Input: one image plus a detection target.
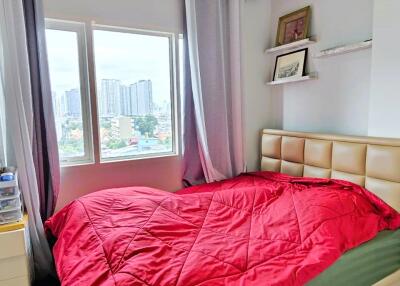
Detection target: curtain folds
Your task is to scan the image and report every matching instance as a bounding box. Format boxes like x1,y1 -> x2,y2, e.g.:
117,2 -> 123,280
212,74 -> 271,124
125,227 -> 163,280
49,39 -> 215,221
0,76 -> 5,167
183,0 -> 244,184
23,0 -> 60,220
0,0 -> 56,279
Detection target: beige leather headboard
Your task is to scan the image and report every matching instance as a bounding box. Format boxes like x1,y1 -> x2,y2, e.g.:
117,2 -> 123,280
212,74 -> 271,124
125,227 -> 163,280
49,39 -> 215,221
261,129 -> 400,212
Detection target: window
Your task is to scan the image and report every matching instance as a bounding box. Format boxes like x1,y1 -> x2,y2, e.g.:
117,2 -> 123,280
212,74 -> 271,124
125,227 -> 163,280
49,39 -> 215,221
46,21 -> 93,165
93,27 -> 176,161
45,20 -> 179,165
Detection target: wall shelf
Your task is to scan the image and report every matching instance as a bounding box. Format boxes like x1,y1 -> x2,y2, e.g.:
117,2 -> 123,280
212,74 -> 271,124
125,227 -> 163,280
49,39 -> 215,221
265,38 -> 316,54
266,73 -> 317,86
314,40 -> 372,58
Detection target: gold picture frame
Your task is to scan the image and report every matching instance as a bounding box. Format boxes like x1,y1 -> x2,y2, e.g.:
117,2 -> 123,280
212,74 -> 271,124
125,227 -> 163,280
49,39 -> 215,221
276,6 -> 311,46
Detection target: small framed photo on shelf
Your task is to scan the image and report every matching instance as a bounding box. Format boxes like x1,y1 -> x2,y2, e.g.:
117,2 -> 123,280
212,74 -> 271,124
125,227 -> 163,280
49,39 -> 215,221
273,48 -> 307,81
276,6 -> 311,46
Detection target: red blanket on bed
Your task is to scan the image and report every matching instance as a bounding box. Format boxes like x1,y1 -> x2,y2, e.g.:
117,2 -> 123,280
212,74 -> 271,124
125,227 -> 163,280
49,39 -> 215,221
45,172 -> 400,286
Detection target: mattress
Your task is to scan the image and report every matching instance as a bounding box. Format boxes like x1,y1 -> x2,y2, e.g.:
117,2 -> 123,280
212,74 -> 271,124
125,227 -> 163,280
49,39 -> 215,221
308,229 -> 400,286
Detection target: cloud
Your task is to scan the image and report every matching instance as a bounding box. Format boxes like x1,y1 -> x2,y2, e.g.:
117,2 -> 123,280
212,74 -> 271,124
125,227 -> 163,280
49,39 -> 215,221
46,28 -> 174,104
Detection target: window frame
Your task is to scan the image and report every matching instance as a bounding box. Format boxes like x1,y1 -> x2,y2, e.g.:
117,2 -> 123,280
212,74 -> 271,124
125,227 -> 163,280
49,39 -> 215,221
92,24 -> 179,163
45,20 -> 181,166
45,19 -> 94,166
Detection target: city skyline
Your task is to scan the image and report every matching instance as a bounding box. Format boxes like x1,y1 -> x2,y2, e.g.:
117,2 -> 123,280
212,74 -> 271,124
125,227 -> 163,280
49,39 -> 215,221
45,28 -> 172,106
100,79 -> 153,117
46,28 -> 174,160
52,78 -> 161,118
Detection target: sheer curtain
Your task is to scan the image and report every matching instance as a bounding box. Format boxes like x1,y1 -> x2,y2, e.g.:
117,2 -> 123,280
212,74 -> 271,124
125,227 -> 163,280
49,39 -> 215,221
0,77 -> 5,167
0,0 -> 54,278
183,0 -> 244,183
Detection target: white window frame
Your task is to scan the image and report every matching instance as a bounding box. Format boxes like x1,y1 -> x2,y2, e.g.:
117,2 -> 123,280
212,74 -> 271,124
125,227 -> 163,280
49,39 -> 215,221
91,24 -> 179,163
45,19 -> 94,166
45,20 -> 182,166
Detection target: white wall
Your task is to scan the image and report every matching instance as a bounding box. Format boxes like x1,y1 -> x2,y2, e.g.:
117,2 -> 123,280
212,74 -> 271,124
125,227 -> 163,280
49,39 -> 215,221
368,0 -> 400,138
268,0 -> 374,136
43,0 -> 184,210
241,0 -> 279,171
43,0 -> 184,34
240,0 -> 375,171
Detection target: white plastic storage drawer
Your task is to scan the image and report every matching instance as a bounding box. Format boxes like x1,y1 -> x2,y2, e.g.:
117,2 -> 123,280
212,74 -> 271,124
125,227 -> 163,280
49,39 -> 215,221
0,187 -> 19,199
0,197 -> 21,212
0,209 -> 22,225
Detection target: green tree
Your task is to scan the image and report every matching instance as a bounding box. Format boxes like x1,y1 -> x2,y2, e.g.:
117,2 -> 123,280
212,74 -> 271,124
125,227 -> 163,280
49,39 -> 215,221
107,139 -> 127,150
134,115 -> 158,137
101,120 -> 112,129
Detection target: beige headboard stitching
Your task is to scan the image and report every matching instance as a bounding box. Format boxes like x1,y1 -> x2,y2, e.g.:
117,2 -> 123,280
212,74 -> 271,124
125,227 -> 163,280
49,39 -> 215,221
261,129 -> 400,212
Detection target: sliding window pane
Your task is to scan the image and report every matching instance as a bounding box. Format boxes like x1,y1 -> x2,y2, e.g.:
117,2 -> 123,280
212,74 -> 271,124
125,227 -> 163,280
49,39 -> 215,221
93,29 -> 174,160
46,28 -> 86,161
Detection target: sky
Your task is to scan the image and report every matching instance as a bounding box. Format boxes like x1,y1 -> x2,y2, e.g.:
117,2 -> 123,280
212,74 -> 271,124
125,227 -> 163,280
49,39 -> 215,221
46,28 -> 173,105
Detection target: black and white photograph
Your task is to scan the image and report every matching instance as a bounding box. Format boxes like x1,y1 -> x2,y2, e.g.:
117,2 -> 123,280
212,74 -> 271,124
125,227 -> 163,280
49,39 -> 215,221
273,48 -> 308,81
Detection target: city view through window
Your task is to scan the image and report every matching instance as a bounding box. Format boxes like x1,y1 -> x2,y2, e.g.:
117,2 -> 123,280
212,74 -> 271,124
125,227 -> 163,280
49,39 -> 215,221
46,28 -> 86,160
97,78 -> 172,159
46,26 -> 175,162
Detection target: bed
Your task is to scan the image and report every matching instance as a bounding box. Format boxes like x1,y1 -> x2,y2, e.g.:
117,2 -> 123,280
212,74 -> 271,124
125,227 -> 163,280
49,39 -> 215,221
45,129 -> 400,286
259,129 -> 400,285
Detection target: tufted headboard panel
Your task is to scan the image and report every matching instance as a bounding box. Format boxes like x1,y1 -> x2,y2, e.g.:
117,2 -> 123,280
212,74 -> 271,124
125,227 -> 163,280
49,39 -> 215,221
261,129 -> 400,212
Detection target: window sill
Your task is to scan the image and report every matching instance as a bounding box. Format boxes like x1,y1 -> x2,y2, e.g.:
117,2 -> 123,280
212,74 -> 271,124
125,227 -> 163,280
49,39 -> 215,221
60,159 -> 95,168
61,152 -> 180,168
99,151 -> 180,165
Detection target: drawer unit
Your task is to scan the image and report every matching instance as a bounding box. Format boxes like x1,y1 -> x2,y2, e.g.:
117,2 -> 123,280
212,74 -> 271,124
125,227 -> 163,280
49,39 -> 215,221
0,228 -> 26,260
0,216 -> 30,286
0,197 -> 21,212
0,187 -> 19,199
0,255 -> 29,281
0,173 -> 22,225
0,276 -> 30,286
0,210 -> 23,225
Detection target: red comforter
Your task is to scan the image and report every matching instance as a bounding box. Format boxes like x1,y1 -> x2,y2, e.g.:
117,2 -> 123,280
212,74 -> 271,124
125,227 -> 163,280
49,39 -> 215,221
45,172 -> 400,286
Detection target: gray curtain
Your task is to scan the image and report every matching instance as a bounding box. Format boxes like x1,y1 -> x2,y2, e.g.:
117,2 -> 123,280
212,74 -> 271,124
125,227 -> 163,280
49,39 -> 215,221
0,79 -> 5,167
22,0 -> 60,220
183,0 -> 245,184
182,4 -> 205,186
0,0 -> 58,280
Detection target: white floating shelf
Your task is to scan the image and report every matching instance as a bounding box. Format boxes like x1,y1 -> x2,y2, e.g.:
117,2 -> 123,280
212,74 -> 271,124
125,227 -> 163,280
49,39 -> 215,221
265,38 -> 316,54
266,74 -> 317,86
314,40 -> 372,58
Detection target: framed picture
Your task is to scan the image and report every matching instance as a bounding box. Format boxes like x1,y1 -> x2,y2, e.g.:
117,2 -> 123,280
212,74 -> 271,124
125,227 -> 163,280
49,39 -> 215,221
273,48 -> 307,81
276,6 -> 311,46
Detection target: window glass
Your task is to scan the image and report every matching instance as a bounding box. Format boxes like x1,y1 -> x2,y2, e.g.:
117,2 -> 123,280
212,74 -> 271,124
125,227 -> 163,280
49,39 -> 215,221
93,29 -> 174,160
46,28 -> 87,161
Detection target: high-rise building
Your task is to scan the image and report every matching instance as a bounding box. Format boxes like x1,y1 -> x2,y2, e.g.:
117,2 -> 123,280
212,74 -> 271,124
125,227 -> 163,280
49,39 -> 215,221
136,80 -> 153,116
98,79 -> 153,117
100,79 -> 121,116
65,88 -> 81,117
52,91 -> 67,118
129,83 -> 138,116
52,91 -> 60,117
120,85 -> 131,116
111,117 -> 133,140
